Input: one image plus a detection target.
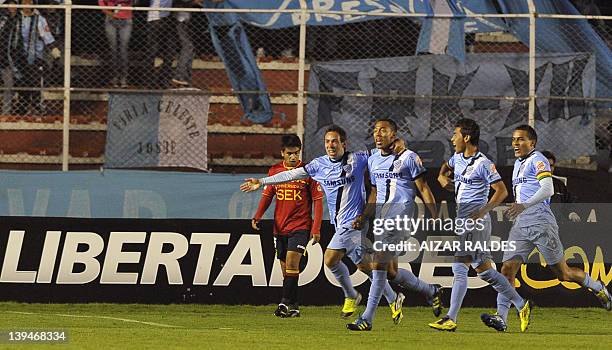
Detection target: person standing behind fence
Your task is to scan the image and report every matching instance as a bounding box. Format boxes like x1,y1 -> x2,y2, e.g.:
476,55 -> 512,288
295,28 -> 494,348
100,0 -> 132,88
0,0 -> 18,114
170,0 -> 201,87
14,0 -> 61,115
146,0 -> 174,88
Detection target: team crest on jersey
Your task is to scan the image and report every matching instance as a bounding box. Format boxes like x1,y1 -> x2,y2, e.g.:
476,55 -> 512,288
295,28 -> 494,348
316,183 -> 322,192
342,164 -> 353,174
536,161 -> 546,171
393,159 -> 402,170
490,163 -> 498,173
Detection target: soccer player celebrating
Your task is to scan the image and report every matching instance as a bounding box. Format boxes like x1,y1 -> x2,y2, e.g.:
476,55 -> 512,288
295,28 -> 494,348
241,126 -> 401,321
251,135 -> 324,318
347,118 -> 443,331
481,125 -> 612,332
429,118 -> 529,332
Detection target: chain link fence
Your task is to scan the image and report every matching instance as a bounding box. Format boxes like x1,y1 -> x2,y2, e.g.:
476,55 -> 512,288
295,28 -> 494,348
0,3 -> 610,172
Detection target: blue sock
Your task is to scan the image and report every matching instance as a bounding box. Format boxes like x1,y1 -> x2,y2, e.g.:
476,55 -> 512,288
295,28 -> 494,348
496,293 -> 511,323
479,269 -> 524,310
329,262 -> 357,299
581,273 -> 603,292
366,270 -> 396,304
392,268 -> 434,298
447,263 -> 469,322
362,269 -> 387,323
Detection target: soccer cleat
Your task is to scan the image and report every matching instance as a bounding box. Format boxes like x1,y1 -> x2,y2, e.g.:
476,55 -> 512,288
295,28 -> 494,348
518,299 -> 533,332
390,292 -> 405,325
274,303 -> 289,318
346,316 -> 372,331
427,284 -> 443,317
480,313 -> 507,332
341,292 -> 362,318
428,316 -> 457,332
286,307 -> 301,318
594,282 -> 612,311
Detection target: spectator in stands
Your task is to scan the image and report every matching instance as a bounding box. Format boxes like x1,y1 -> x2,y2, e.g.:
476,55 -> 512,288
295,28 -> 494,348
542,150 -> 581,222
146,0 -> 175,88
15,0 -> 61,115
171,0 -> 201,87
0,0 -> 18,114
99,0 -> 133,87
40,0 -> 64,86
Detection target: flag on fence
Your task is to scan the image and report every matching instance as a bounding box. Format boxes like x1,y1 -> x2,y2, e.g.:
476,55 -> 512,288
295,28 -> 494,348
104,92 -> 209,170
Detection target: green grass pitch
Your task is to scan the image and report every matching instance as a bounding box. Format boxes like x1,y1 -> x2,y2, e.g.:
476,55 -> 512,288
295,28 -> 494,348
0,303 -> 610,349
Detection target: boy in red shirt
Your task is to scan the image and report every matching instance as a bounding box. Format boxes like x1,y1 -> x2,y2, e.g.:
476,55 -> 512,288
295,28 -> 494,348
252,135 -> 324,317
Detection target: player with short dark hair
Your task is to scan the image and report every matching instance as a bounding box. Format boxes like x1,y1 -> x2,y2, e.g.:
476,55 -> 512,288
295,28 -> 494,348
481,125 -> 611,332
251,134 -> 324,317
429,118 -> 528,332
347,118 -> 443,331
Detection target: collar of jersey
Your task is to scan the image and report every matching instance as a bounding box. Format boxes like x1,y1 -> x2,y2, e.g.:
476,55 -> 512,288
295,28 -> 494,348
329,152 -> 349,163
282,161 -> 303,170
519,149 -> 536,162
461,150 -> 481,160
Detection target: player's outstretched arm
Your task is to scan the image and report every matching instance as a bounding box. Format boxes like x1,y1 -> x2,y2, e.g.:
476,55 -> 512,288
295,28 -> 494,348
240,178 -> 262,192
240,167 -> 310,192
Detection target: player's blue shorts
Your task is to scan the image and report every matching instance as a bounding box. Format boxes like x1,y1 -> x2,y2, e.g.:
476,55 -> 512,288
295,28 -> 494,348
502,222 -> 564,265
327,224 -> 364,265
455,214 -> 493,269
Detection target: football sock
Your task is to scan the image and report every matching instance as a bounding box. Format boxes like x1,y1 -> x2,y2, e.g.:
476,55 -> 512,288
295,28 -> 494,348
365,270 -> 397,304
581,273 -> 603,292
283,269 -> 299,306
496,293 -> 511,323
329,262 -> 358,299
447,262 -> 469,322
479,268 -> 524,310
392,268 -> 435,298
362,270 -> 387,323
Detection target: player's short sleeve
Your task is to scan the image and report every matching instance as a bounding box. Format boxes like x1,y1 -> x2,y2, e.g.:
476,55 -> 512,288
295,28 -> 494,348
448,153 -> 456,169
405,152 -> 427,180
309,179 -> 324,201
304,158 -> 319,177
532,154 -> 552,181
479,159 -> 502,185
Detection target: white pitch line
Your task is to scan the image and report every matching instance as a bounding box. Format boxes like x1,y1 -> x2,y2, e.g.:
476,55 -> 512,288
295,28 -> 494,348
7,311 -> 181,328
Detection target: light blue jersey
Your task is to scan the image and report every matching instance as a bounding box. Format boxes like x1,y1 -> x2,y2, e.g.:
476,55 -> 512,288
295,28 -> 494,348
368,149 -> 426,206
304,151 -> 369,227
448,152 -> 501,218
511,150 -> 555,227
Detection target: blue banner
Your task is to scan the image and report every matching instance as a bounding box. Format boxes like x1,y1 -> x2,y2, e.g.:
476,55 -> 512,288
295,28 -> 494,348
0,170 -> 267,219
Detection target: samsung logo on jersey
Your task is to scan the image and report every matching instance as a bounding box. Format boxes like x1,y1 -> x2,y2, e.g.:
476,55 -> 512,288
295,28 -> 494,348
513,177 -> 528,185
324,175 -> 356,187
454,175 -> 473,185
374,172 -> 404,179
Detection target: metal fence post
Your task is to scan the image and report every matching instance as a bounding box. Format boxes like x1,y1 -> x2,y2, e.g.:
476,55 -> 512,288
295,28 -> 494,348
296,0 -> 307,154
527,0 -> 536,128
62,0 -> 72,171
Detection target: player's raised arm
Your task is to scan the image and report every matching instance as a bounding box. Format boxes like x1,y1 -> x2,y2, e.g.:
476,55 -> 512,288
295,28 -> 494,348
240,167 -> 310,192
